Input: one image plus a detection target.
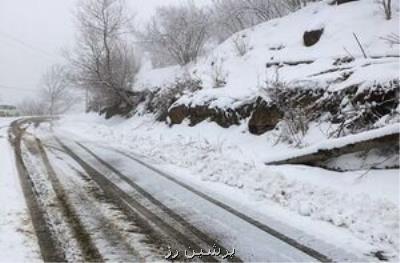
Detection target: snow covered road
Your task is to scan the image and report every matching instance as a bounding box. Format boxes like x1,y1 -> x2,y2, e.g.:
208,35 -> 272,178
4,116 -> 396,262
4,116 -> 360,262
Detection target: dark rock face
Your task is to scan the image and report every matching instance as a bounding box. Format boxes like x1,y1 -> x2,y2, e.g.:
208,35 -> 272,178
168,102 -> 254,128
169,97 -> 286,135
303,28 -> 324,47
248,98 -> 283,135
168,104 -> 189,124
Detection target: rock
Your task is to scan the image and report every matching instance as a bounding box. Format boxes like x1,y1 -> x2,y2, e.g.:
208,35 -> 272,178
169,96 -> 296,135
168,100 -> 254,128
168,104 -> 189,124
329,0 -> 359,5
248,98 -> 283,135
303,28 -> 324,47
187,105 -> 240,128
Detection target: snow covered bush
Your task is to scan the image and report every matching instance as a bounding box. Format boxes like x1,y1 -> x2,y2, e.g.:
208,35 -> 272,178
262,71 -> 318,146
312,80 -> 400,138
210,57 -> 228,88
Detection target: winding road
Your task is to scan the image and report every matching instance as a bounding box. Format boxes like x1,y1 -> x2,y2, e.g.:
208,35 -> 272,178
8,117 -> 346,262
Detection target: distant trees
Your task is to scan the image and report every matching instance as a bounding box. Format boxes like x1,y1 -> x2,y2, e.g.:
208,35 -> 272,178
18,99 -> 47,116
18,65 -> 75,116
67,0 -> 140,113
138,2 -> 211,67
207,0 -> 320,43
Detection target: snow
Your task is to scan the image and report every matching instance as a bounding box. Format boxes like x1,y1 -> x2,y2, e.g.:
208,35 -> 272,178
54,113 -> 400,261
0,118 -> 41,262
135,0 -> 400,108
136,65 -> 183,92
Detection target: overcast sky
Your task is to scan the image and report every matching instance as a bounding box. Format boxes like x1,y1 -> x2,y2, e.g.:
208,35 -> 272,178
0,0 -> 203,104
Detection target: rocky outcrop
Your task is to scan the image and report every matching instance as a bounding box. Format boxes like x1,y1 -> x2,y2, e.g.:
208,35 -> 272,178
167,79 -> 399,136
168,102 -> 254,128
169,96 -> 286,135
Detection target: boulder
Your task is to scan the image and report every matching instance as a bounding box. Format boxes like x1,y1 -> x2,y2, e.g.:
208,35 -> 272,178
303,28 -> 324,47
168,104 -> 189,124
248,98 -> 283,135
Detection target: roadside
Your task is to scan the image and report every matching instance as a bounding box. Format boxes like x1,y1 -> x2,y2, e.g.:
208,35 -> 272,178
51,114 -> 399,261
0,118 -> 41,262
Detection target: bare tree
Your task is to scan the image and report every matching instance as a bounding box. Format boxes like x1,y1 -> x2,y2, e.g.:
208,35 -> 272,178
138,2 -> 211,66
67,0 -> 140,113
40,65 -> 75,115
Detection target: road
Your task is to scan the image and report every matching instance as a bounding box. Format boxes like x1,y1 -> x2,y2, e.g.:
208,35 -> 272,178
8,117 -> 334,262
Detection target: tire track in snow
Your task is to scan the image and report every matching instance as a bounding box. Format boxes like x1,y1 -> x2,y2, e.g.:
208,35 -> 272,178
88,142 -> 333,263
55,136 -> 236,262
9,118 -> 66,262
34,137 -> 103,262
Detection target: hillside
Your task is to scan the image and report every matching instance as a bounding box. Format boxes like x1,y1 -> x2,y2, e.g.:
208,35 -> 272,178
136,0 -> 399,139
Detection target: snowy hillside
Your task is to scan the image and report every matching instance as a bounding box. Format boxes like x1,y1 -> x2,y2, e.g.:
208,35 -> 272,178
137,0 -> 399,105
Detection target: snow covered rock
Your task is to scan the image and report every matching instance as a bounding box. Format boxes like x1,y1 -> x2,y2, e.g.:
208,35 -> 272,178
248,98 -> 282,135
303,28 -> 324,47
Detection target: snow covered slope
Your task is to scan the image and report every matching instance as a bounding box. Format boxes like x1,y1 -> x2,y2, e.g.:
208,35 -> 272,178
136,0 -> 399,107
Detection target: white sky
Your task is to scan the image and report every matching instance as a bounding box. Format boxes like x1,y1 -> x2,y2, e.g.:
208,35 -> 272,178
0,0 -> 207,104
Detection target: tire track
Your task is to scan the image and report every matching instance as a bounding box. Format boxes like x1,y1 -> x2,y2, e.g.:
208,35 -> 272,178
56,137 -> 230,262
9,118 -> 66,262
45,150 -> 154,262
86,142 -> 332,263
34,137 -> 103,262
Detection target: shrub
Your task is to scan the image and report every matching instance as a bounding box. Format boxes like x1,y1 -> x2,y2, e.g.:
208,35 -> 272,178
262,71 -> 313,147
